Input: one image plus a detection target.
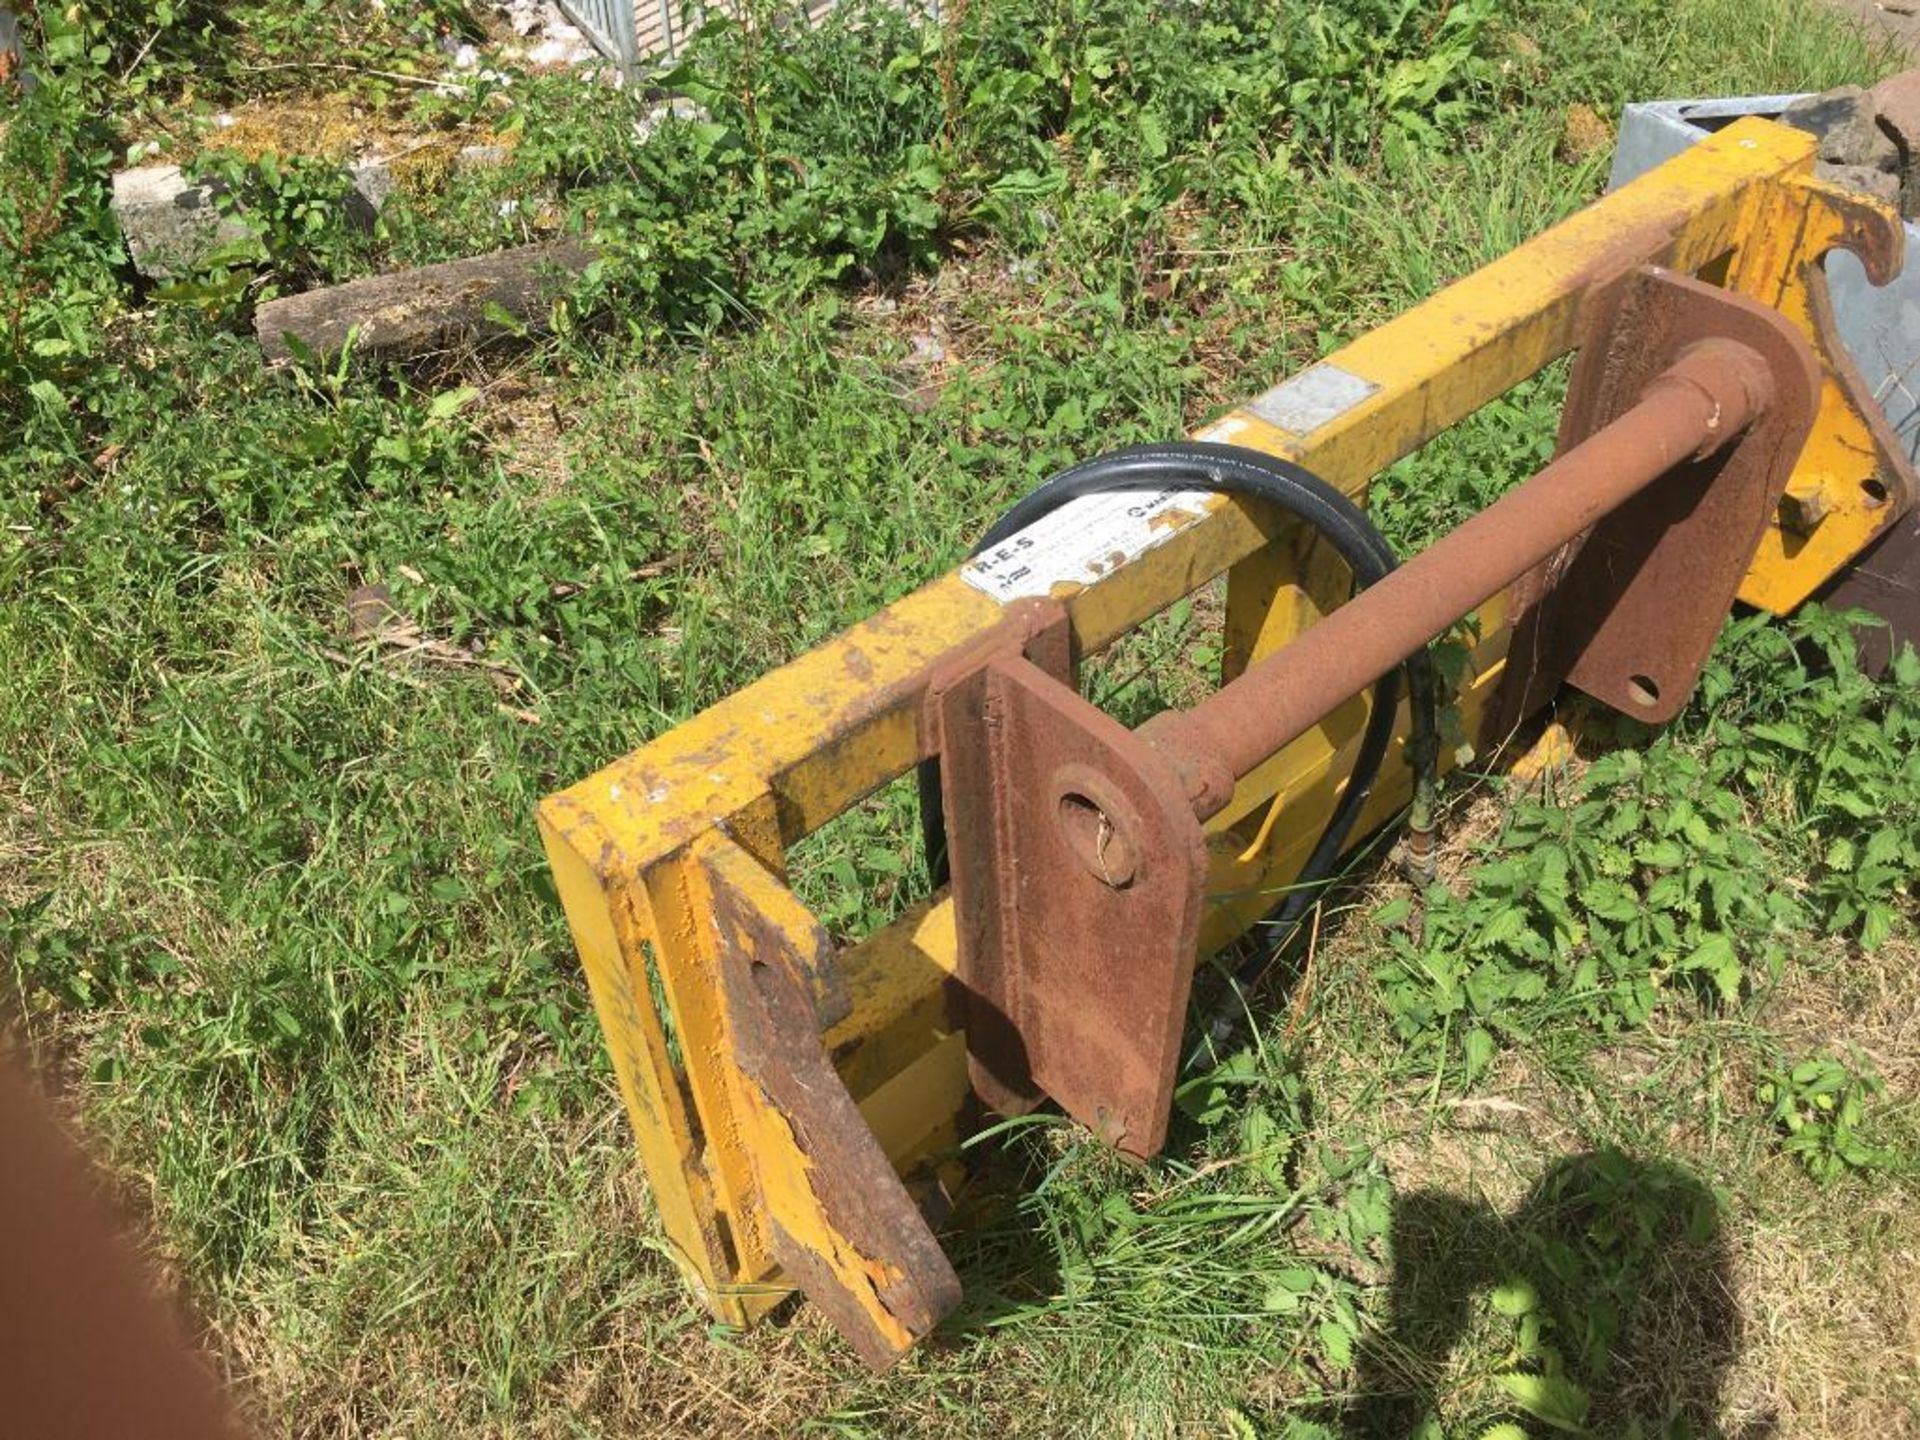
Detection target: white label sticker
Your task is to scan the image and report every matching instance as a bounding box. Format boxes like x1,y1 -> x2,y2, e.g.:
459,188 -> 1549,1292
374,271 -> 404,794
1248,363 -> 1379,435
959,487 -> 1215,603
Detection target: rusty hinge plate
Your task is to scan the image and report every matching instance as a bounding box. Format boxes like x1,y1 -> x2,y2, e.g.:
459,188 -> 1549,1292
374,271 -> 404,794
936,654 -> 1208,1160
1494,268 -> 1820,735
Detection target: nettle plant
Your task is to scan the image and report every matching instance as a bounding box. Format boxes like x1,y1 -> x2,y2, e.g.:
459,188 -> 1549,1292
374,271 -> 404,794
1373,735 -> 1800,1079
187,148 -> 368,295
561,0 -> 1507,334
1731,613 -> 1920,952
1373,607 -> 1915,1080
1757,1050 -> 1897,1185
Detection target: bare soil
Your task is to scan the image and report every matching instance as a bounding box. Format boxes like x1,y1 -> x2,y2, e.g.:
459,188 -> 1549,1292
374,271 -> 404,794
1826,0 -> 1920,56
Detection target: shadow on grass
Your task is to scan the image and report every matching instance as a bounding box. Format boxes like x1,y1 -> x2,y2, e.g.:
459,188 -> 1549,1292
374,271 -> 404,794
1343,1149 -> 1770,1439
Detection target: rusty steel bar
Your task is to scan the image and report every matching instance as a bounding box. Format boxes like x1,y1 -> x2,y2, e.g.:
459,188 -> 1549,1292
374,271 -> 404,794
1138,338 -> 1777,819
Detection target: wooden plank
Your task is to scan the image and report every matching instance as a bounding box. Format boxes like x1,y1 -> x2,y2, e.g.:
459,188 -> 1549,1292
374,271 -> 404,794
254,238 -> 596,365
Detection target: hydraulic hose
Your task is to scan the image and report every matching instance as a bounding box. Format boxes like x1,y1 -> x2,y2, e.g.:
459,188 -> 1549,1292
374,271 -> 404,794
918,441 -> 1440,1046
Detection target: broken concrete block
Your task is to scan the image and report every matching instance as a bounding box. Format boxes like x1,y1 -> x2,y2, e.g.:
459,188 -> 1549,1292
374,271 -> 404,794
121,151 -> 410,271
1782,85 -> 1899,172
345,155 -> 395,228
1872,69 -> 1920,151
1871,69 -> 1920,216
1815,159 -> 1901,205
111,165 -> 254,279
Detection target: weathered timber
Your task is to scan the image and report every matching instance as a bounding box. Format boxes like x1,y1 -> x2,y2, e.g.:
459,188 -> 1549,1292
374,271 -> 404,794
254,238 -> 596,364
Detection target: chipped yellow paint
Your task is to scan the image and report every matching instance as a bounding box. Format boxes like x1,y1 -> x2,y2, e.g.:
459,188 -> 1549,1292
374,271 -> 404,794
693,834 -> 936,1358
1510,721 -> 1580,786
536,116 -> 1915,1352
1723,170 -> 1912,611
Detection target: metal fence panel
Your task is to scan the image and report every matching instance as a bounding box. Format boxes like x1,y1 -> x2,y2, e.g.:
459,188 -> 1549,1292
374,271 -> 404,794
556,0 -> 638,74
563,0 -> 943,77
634,0 -> 680,66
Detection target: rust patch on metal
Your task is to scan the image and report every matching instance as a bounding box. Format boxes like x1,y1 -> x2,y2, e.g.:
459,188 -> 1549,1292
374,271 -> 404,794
842,647 -> 876,684
1145,504 -> 1205,535
918,598 -> 1072,759
1793,171 -> 1903,286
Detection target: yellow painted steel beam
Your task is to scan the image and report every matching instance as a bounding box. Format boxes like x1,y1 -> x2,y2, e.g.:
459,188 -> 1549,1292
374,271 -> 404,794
1725,170 -> 1913,610
536,117 -> 1912,1350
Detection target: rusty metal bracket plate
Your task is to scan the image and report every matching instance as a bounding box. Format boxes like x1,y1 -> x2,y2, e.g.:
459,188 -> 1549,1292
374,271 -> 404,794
1496,268 -> 1820,732
936,655 -> 1208,1159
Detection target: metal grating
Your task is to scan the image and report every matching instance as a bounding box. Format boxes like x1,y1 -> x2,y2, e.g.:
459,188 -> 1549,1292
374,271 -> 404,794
556,0 -> 639,74
633,0 -> 682,67
563,0 -> 941,78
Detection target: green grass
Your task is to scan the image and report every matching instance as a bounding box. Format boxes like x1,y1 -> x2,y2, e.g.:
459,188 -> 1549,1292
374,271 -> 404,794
3,0 -> 1918,1434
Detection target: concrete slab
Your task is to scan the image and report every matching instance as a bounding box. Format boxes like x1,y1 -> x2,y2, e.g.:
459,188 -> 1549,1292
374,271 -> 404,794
110,165 -> 253,279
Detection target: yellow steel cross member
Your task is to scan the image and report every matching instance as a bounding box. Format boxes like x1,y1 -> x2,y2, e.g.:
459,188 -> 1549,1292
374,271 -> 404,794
536,119 -> 1913,1364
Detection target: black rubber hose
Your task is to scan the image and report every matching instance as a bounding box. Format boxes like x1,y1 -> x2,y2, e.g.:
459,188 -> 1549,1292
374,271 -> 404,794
918,442 -> 1440,1032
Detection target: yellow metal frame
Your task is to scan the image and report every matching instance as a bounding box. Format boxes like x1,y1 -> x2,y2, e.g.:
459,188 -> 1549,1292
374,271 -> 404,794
537,120 -> 1911,1350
